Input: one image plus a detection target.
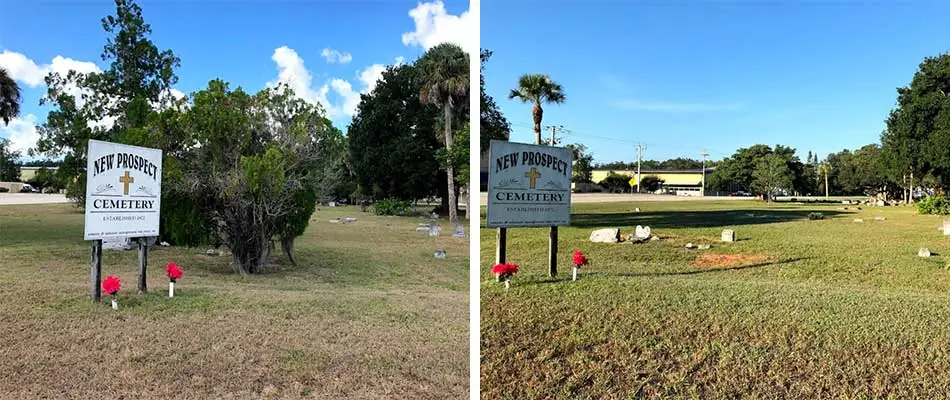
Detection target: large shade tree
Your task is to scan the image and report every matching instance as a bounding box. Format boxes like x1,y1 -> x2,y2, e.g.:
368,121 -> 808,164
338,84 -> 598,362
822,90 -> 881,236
35,0 -> 179,207
0,67 -> 20,125
417,43 -> 469,224
149,80 -> 340,274
882,53 -> 950,197
348,64 -> 441,202
508,74 -> 565,145
752,154 -> 794,201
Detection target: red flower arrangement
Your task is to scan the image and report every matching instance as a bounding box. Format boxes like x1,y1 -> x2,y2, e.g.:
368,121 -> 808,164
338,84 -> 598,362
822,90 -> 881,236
166,262 -> 183,282
102,275 -> 121,295
491,263 -> 519,283
573,251 -> 589,268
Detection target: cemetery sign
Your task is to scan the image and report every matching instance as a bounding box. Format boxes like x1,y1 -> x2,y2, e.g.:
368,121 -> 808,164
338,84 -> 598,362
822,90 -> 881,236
84,140 -> 163,240
487,140 -> 572,228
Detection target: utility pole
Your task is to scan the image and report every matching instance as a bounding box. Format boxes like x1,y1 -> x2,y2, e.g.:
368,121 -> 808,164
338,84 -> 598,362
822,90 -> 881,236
635,143 -> 645,193
701,148 -> 709,197
544,125 -> 565,146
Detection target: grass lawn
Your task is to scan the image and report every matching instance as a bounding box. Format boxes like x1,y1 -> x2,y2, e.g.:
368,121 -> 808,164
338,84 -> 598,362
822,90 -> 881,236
0,203 -> 468,399
480,200 -> 950,399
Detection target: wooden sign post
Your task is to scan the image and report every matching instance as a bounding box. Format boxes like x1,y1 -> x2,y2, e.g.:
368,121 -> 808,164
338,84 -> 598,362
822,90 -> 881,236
137,237 -> 149,293
89,240 -> 102,302
487,140 -> 572,277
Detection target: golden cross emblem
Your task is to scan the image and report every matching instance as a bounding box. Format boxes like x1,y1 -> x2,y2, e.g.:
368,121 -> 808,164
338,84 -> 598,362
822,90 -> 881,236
524,167 -> 542,189
118,171 -> 135,195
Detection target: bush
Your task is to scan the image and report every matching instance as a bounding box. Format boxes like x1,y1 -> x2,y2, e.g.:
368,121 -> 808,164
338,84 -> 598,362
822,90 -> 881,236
917,196 -> 950,215
808,212 -> 824,220
0,187 -> 8,193
373,198 -> 412,216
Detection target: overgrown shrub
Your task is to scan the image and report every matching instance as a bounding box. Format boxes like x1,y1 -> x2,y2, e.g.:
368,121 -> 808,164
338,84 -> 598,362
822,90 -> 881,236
373,198 -> 412,216
808,212 -> 824,220
917,196 -> 950,215
0,187 -> 8,193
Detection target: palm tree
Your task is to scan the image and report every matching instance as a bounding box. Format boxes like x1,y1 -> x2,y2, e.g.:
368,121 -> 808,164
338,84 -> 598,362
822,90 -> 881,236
0,67 -> 21,125
508,74 -> 566,145
418,43 -> 469,224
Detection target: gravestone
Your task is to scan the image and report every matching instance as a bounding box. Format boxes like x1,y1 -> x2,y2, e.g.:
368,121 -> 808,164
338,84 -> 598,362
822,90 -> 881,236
590,228 -> 620,243
634,208 -> 641,213
415,226 -> 429,233
635,225 -> 651,239
721,229 -> 735,242
876,200 -> 885,206
452,225 -> 466,238
685,243 -> 697,249
919,248 -> 932,257
328,201 -> 336,207
854,218 -> 864,223
697,244 -> 711,250
873,216 -> 886,221
431,212 -> 439,219
433,249 -> 447,259
429,223 -> 441,237
944,219 -> 950,236
328,218 -> 341,223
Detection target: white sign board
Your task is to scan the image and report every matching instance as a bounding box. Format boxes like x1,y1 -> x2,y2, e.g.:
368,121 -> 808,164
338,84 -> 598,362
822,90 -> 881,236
84,140 -> 163,240
486,140 -> 572,228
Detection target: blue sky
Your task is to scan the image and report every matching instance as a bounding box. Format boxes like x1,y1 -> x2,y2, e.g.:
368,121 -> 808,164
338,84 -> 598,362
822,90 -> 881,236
482,1 -> 950,165
0,0 -> 472,157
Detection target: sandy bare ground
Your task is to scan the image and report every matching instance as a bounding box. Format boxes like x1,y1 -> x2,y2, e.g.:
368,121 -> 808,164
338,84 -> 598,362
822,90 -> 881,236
0,193 -> 71,205
479,192 -> 751,205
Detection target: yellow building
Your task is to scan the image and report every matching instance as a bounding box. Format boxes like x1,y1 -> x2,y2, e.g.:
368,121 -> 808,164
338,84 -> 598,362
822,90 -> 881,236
19,166 -> 58,181
587,168 -> 714,195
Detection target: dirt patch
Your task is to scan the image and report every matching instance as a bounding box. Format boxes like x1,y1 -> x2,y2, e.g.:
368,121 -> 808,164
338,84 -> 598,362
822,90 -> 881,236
691,253 -> 771,269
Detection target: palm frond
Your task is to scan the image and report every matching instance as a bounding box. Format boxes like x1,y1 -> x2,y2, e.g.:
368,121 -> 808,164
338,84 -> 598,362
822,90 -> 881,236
0,67 -> 22,125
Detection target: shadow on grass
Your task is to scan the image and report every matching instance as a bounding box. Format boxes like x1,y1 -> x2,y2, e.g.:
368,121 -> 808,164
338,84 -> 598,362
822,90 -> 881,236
515,258 -> 808,287
571,210 -> 848,229
601,257 -> 808,278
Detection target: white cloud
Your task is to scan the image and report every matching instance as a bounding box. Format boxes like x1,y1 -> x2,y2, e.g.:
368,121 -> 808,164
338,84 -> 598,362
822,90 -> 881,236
0,50 -> 100,89
320,48 -> 353,64
357,57 -> 406,94
0,51 -> 46,87
0,114 -> 39,155
612,100 -> 744,113
401,1 -> 474,54
269,46 -> 337,116
330,79 -> 361,117
269,47 -> 408,119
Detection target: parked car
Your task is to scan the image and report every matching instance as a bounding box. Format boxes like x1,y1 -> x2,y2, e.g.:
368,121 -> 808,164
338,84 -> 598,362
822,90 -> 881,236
19,184 -> 37,193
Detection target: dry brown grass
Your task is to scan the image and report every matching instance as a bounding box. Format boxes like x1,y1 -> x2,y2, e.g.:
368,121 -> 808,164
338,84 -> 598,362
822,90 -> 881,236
0,203 -> 468,399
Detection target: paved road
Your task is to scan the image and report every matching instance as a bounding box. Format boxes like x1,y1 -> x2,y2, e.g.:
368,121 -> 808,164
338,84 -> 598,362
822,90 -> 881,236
0,193 -> 71,205
479,192 -> 752,205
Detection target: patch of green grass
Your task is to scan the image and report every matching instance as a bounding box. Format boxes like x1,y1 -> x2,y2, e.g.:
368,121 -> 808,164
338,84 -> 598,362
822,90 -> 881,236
0,203 -> 467,399
481,200 -> 950,399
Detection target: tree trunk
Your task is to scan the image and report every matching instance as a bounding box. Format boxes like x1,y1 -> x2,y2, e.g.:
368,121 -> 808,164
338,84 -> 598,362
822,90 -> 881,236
532,102 -> 544,145
910,170 -> 915,204
824,171 -> 829,199
281,236 -> 296,266
444,103 -> 458,224
465,183 -> 471,220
